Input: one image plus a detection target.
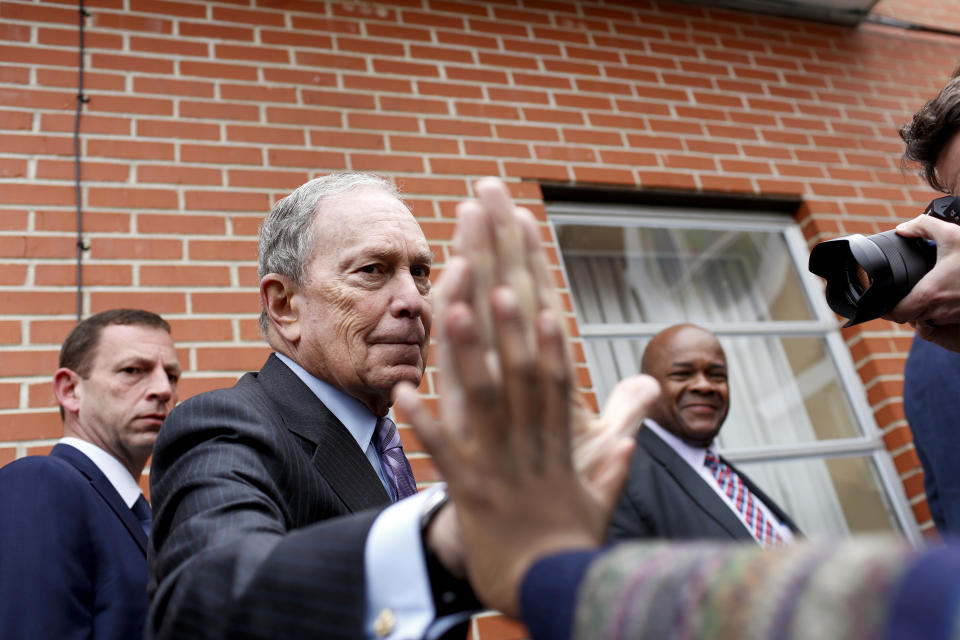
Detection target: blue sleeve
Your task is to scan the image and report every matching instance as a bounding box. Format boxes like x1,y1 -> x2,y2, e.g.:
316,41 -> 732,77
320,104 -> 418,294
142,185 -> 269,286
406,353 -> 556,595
885,545 -> 960,640
0,457 -> 94,640
520,549 -> 602,640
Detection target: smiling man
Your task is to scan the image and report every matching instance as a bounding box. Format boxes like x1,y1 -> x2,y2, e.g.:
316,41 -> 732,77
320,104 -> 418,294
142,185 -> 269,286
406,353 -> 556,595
0,308 -> 180,640
608,323 -> 799,546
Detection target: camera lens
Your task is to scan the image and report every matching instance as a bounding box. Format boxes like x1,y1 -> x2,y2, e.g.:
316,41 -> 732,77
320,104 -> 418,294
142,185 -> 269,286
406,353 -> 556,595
810,196 -> 960,326
809,230 -> 936,326
853,263 -> 871,294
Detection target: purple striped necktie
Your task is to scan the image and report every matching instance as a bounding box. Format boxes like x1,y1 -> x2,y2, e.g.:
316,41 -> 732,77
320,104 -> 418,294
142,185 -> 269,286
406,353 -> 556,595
704,452 -> 783,548
373,416 -> 417,501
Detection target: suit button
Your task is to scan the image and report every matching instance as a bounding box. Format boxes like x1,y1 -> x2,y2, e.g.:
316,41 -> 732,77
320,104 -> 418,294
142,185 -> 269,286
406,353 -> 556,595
373,608 -> 396,637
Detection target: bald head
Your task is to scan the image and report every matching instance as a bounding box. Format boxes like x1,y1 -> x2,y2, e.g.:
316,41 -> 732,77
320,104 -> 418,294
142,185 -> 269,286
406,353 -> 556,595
642,324 -> 729,447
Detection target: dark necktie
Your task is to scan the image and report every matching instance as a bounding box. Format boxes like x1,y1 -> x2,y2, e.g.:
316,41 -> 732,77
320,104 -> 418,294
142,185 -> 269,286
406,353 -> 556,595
704,452 -> 783,548
131,494 -> 152,536
373,416 -> 418,501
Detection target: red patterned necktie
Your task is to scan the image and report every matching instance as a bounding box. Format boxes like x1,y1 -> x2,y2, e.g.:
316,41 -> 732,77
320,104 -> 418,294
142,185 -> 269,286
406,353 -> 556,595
704,452 -> 783,548
373,416 -> 418,501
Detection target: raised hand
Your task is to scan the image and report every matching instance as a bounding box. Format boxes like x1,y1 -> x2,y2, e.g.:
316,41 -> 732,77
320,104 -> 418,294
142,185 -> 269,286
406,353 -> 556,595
396,177 -> 659,616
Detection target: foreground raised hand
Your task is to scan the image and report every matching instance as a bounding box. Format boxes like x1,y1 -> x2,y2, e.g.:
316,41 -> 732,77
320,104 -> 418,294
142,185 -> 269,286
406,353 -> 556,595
396,177 -> 659,616
444,178 -> 657,501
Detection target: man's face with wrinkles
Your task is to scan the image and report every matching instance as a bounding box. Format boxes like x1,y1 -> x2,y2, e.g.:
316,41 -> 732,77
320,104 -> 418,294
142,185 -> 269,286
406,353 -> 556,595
294,188 -> 433,415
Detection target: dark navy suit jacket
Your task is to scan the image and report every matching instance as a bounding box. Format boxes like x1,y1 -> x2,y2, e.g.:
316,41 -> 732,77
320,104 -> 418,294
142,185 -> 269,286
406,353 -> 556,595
609,424 -> 799,542
0,443 -> 149,640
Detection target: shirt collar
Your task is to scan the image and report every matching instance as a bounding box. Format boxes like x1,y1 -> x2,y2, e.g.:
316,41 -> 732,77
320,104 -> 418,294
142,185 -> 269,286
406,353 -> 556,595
644,418 -> 719,469
59,437 -> 143,508
274,352 -> 378,452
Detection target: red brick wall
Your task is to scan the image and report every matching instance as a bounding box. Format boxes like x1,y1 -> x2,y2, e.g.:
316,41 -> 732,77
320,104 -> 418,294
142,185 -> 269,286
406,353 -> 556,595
2,0 -> 958,634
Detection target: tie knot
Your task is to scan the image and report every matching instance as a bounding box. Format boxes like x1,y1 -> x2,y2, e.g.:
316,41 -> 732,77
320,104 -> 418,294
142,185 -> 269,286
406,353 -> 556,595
704,452 -> 721,470
374,416 -> 401,454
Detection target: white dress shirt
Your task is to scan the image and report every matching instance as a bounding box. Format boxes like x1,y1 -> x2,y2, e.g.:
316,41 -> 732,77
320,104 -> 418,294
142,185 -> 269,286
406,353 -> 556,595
645,420 -> 795,545
59,436 -> 145,509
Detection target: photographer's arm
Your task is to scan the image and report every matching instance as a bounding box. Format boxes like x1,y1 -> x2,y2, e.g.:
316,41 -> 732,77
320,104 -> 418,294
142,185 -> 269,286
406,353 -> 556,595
888,214 -> 960,352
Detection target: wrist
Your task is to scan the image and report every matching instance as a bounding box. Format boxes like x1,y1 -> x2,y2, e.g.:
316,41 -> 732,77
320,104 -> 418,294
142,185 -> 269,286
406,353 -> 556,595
421,488 -> 481,616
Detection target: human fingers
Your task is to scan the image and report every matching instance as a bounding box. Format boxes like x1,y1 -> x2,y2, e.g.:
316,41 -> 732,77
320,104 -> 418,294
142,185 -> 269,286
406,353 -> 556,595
432,255 -> 472,333
474,178 -> 538,329
599,375 -> 660,440
393,382 -> 456,481
490,286 -> 539,460
895,213 -> 955,243
516,206 -> 566,324
574,375 -> 660,475
432,257 -> 477,424
585,437 -> 636,518
454,199 -> 497,344
445,298 -> 507,449
536,309 -> 574,474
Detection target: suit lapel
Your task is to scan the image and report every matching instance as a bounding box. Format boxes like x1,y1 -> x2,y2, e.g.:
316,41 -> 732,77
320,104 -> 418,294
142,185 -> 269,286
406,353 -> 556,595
639,426 -> 755,541
51,443 -> 148,553
256,354 -> 391,512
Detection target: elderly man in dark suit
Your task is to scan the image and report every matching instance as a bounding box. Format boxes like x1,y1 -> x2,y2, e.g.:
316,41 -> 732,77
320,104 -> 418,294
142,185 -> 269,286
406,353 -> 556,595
608,324 -> 799,545
0,308 -> 181,640
147,172 -> 478,640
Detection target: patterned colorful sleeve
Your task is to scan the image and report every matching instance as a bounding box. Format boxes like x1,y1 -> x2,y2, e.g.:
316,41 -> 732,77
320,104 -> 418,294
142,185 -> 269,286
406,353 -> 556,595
572,538 -> 960,640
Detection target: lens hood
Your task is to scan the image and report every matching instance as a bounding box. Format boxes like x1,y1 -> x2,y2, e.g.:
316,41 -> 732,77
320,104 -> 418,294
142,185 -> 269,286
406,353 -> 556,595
809,230 -> 935,327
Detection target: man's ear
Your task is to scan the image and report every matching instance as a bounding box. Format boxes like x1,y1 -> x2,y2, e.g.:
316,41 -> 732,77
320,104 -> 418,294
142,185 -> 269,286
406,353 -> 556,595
53,368 -> 81,416
260,273 -> 301,344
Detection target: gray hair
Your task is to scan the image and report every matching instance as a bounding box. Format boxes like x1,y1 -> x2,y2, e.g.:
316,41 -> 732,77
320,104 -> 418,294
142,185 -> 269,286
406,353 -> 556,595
257,172 -> 402,336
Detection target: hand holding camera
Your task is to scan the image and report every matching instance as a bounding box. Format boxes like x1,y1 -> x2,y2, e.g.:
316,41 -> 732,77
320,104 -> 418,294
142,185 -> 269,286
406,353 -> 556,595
886,210 -> 960,351
809,196 -> 960,351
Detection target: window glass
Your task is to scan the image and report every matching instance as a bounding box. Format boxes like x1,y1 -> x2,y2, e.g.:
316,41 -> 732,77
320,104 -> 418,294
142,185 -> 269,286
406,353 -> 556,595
557,224 -> 816,324
551,208 -> 916,539
734,455 -> 898,537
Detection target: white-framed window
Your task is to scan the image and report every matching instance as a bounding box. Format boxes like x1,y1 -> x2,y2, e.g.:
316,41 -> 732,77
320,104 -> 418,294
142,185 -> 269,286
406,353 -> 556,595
550,202 -> 919,542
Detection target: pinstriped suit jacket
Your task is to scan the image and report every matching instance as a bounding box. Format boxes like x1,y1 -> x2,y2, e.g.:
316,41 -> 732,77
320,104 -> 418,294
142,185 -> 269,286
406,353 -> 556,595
147,354 -> 393,639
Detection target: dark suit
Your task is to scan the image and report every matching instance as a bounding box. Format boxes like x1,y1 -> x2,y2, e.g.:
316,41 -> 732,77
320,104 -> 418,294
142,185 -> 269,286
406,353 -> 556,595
0,443 -> 149,640
147,354 -> 396,639
609,423 -> 799,542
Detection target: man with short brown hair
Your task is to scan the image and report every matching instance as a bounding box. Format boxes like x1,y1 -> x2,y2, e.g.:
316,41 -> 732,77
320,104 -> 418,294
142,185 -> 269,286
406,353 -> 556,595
0,308 -> 180,640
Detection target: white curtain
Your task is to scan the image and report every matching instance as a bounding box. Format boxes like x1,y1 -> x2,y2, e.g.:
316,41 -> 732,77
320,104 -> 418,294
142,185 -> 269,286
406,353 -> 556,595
565,225 -> 849,537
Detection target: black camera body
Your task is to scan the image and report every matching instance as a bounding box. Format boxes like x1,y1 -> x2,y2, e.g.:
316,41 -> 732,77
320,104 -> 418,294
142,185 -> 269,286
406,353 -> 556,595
808,195 -> 960,327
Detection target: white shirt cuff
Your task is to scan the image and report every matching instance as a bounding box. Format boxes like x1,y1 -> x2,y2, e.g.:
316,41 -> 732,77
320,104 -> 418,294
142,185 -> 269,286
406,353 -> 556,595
364,485 -> 443,639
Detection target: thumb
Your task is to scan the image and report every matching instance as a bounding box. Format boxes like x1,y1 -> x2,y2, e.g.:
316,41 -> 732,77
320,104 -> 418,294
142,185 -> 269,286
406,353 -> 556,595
574,375 -> 660,475
599,374 -> 661,438
587,437 -> 636,517
896,213 -> 944,241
